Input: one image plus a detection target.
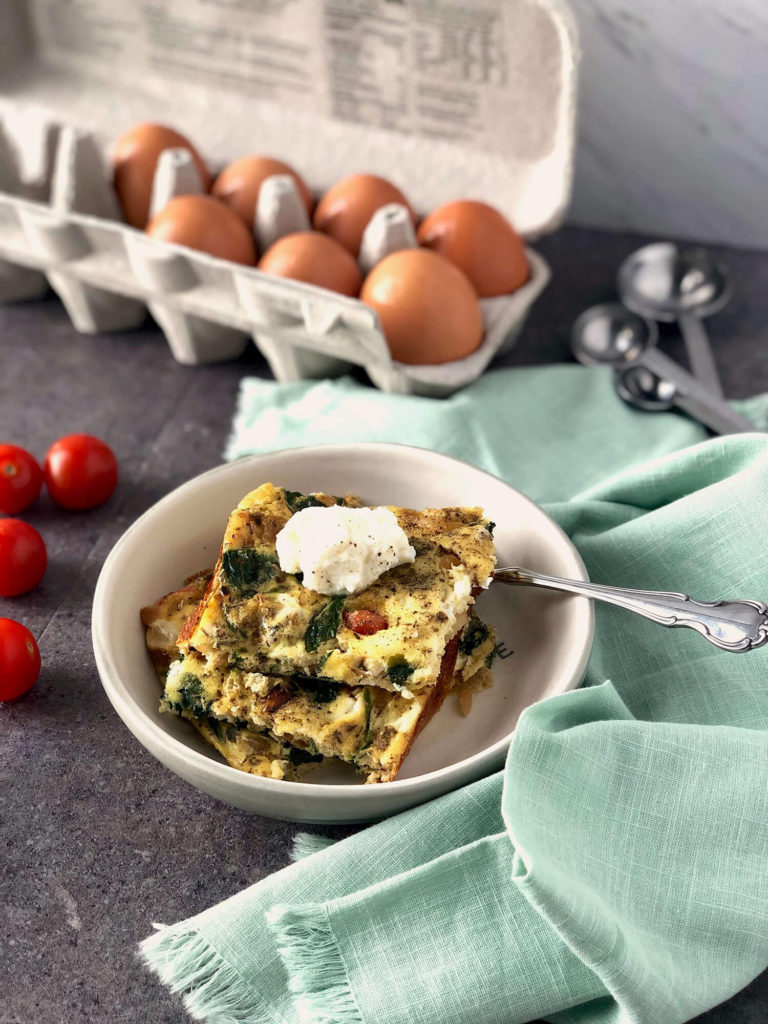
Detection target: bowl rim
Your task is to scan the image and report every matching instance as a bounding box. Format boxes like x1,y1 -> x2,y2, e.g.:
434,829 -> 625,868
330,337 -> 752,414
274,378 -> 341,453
92,442 -> 594,803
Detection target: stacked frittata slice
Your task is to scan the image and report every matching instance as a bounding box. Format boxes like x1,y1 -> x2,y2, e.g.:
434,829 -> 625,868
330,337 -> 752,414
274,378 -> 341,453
141,483 -> 497,783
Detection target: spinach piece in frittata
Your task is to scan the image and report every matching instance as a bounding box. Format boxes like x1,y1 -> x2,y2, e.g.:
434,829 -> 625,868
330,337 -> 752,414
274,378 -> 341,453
293,677 -> 340,703
201,714 -> 250,744
205,715 -> 223,739
387,661 -> 415,687
284,489 -> 326,514
288,746 -> 324,767
222,548 -> 278,593
229,650 -> 251,670
225,721 -> 249,743
458,618 -> 489,656
304,596 -> 345,652
169,674 -> 212,717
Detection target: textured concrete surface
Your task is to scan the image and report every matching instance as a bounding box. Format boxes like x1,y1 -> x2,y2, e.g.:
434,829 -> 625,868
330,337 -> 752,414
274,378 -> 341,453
1,226 -> 767,1023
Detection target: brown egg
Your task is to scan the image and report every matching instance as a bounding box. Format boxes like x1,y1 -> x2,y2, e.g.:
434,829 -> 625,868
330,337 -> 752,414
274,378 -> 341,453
112,123 -> 211,229
313,174 -> 415,257
212,155 -> 314,226
360,249 -> 483,365
146,195 -> 257,265
258,232 -> 362,296
417,200 -> 529,297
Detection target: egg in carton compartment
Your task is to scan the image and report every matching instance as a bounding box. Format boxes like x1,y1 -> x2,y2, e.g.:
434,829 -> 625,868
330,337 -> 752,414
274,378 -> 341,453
0,0 -> 577,396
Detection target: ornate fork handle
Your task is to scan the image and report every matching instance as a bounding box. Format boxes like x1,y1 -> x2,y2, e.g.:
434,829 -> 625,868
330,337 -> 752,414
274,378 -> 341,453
493,567 -> 768,653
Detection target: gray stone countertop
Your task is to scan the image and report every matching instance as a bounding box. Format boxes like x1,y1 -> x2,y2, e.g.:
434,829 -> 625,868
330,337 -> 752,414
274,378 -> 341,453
1,226 -> 767,1023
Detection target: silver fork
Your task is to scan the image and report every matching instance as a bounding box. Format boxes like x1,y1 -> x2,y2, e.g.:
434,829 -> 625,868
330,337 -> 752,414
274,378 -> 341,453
493,568 -> 768,653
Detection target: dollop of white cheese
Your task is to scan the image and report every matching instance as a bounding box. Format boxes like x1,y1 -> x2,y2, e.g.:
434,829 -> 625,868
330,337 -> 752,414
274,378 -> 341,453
276,505 -> 416,595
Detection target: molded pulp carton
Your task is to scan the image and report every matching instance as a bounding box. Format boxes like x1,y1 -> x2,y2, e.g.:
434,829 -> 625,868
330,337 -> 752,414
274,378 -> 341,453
0,0 -> 578,396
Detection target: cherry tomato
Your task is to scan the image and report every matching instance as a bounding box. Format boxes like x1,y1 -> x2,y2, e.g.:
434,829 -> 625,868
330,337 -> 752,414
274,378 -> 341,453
342,609 -> 389,635
44,434 -> 118,510
0,519 -> 47,597
0,619 -> 41,700
0,444 -> 43,514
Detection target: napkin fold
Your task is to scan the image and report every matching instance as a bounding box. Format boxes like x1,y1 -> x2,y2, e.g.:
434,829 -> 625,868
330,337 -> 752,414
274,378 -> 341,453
143,367 -> 768,1024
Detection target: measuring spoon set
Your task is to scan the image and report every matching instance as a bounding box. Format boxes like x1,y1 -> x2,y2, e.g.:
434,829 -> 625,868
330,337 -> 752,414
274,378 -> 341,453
570,242 -> 754,435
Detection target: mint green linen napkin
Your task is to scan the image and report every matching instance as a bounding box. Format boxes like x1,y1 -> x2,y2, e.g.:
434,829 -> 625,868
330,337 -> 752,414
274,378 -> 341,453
142,367 -> 768,1024
224,366 -> 768,502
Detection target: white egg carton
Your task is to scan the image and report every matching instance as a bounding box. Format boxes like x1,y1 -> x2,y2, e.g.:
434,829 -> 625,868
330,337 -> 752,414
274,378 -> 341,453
0,0 -> 577,396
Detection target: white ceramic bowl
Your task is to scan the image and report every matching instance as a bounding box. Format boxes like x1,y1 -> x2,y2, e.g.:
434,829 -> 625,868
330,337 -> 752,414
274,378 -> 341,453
92,444 -> 593,823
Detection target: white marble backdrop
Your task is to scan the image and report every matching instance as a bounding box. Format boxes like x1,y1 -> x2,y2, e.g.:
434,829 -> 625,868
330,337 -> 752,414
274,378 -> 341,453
565,0 -> 768,248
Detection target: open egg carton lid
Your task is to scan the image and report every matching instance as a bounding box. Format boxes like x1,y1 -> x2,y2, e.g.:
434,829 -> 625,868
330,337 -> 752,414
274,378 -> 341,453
0,0 -> 578,396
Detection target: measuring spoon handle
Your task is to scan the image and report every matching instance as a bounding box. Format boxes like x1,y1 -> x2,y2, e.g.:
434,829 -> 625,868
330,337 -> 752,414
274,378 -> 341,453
678,311 -> 723,398
674,393 -> 753,435
641,348 -> 755,433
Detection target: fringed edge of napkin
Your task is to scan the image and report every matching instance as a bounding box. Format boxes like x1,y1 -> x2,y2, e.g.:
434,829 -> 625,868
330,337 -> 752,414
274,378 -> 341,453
290,832 -> 337,862
267,904 -> 364,1024
139,922 -> 278,1024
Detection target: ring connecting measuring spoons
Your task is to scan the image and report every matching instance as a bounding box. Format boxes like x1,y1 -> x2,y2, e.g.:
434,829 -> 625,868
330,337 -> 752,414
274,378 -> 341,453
571,303 -> 753,434
618,243 -> 731,397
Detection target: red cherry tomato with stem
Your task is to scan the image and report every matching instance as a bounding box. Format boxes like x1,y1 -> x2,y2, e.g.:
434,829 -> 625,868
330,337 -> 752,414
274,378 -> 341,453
0,519 -> 47,597
44,435 -> 118,510
0,444 -> 43,514
0,618 -> 41,700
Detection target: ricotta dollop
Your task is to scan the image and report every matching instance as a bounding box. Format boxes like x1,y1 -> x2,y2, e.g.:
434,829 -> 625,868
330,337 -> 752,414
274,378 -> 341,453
276,505 -> 416,595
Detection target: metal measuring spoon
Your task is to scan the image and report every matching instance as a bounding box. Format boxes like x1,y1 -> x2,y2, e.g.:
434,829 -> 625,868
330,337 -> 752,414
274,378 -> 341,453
614,365 -> 747,435
571,303 -> 753,434
618,242 -> 731,397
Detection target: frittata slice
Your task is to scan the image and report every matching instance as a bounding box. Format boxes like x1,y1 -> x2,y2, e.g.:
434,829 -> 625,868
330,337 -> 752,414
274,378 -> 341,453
178,483 -> 496,696
140,572 -> 321,781
142,578 -> 497,783
164,612 -> 496,784
141,569 -> 212,680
